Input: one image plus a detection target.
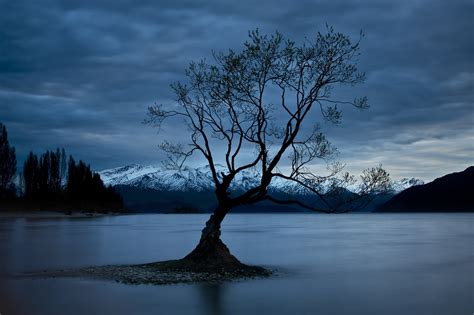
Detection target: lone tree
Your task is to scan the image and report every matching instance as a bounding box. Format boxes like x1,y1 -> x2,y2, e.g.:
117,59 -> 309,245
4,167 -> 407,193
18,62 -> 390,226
0,123 -> 17,198
146,28 -> 391,272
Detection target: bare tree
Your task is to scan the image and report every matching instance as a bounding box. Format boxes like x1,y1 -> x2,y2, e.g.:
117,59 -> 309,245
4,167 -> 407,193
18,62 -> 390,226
146,28 -> 391,270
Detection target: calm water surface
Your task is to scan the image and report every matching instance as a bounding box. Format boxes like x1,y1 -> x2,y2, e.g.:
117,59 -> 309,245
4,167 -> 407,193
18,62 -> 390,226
0,213 -> 473,315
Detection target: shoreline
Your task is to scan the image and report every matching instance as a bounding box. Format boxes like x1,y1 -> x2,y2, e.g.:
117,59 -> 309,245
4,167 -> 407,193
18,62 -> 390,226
0,210 -> 124,219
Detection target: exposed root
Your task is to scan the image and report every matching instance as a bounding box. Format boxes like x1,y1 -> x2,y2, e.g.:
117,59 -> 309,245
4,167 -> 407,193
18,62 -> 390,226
155,236 -> 253,273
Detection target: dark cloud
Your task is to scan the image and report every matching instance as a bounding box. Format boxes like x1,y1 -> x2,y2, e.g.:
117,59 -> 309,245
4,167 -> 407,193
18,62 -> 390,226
0,0 -> 472,181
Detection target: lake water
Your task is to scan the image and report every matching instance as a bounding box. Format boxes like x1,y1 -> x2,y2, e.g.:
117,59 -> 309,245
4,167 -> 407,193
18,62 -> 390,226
0,213 -> 473,315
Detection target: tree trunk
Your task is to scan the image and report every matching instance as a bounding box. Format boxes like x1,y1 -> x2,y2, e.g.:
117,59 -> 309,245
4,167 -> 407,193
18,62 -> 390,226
150,204 -> 270,275
198,206 -> 226,243
181,205 -> 245,271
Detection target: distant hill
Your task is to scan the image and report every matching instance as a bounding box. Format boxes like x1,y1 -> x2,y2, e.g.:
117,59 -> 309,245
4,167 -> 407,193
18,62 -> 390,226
115,185 -> 321,213
377,166 -> 474,212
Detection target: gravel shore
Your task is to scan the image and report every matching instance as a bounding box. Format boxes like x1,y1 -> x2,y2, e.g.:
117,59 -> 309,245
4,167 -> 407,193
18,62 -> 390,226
24,262 -> 273,285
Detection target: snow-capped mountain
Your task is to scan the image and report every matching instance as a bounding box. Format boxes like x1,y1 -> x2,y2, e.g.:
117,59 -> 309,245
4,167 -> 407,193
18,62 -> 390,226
99,164 -> 422,194
392,177 -> 424,192
99,164 -> 299,193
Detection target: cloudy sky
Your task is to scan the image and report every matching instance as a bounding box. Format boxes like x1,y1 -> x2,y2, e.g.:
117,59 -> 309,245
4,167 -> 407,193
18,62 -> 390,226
1,0 -> 472,181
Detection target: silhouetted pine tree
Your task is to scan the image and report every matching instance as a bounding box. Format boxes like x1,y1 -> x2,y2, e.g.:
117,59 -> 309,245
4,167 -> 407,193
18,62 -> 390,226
66,156 -> 122,205
48,149 -> 63,194
38,151 -> 50,198
22,150 -> 122,210
0,123 -> 17,198
23,151 -> 39,198
23,149 -> 68,200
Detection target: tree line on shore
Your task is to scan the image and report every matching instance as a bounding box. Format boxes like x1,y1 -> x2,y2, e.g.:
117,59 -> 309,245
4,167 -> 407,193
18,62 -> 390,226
0,122 -> 123,211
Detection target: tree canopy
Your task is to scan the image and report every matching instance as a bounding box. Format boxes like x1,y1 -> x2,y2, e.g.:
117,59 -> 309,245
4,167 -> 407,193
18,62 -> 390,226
146,27 -> 391,214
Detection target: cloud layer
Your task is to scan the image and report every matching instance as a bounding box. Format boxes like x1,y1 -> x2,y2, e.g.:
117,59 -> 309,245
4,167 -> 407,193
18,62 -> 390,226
1,0 -> 473,181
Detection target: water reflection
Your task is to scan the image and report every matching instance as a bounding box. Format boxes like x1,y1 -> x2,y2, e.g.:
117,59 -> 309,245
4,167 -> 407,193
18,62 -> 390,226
200,283 -> 225,315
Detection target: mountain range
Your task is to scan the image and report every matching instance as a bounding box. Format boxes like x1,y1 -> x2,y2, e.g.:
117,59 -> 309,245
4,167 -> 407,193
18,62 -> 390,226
99,164 -> 423,193
98,164 -> 424,213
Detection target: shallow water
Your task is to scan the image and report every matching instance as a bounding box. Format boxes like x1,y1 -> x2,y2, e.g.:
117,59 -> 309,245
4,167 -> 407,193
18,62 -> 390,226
0,213 -> 473,315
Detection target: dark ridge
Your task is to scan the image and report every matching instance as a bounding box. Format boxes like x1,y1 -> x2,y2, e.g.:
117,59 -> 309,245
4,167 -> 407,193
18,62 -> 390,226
377,166 -> 474,212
